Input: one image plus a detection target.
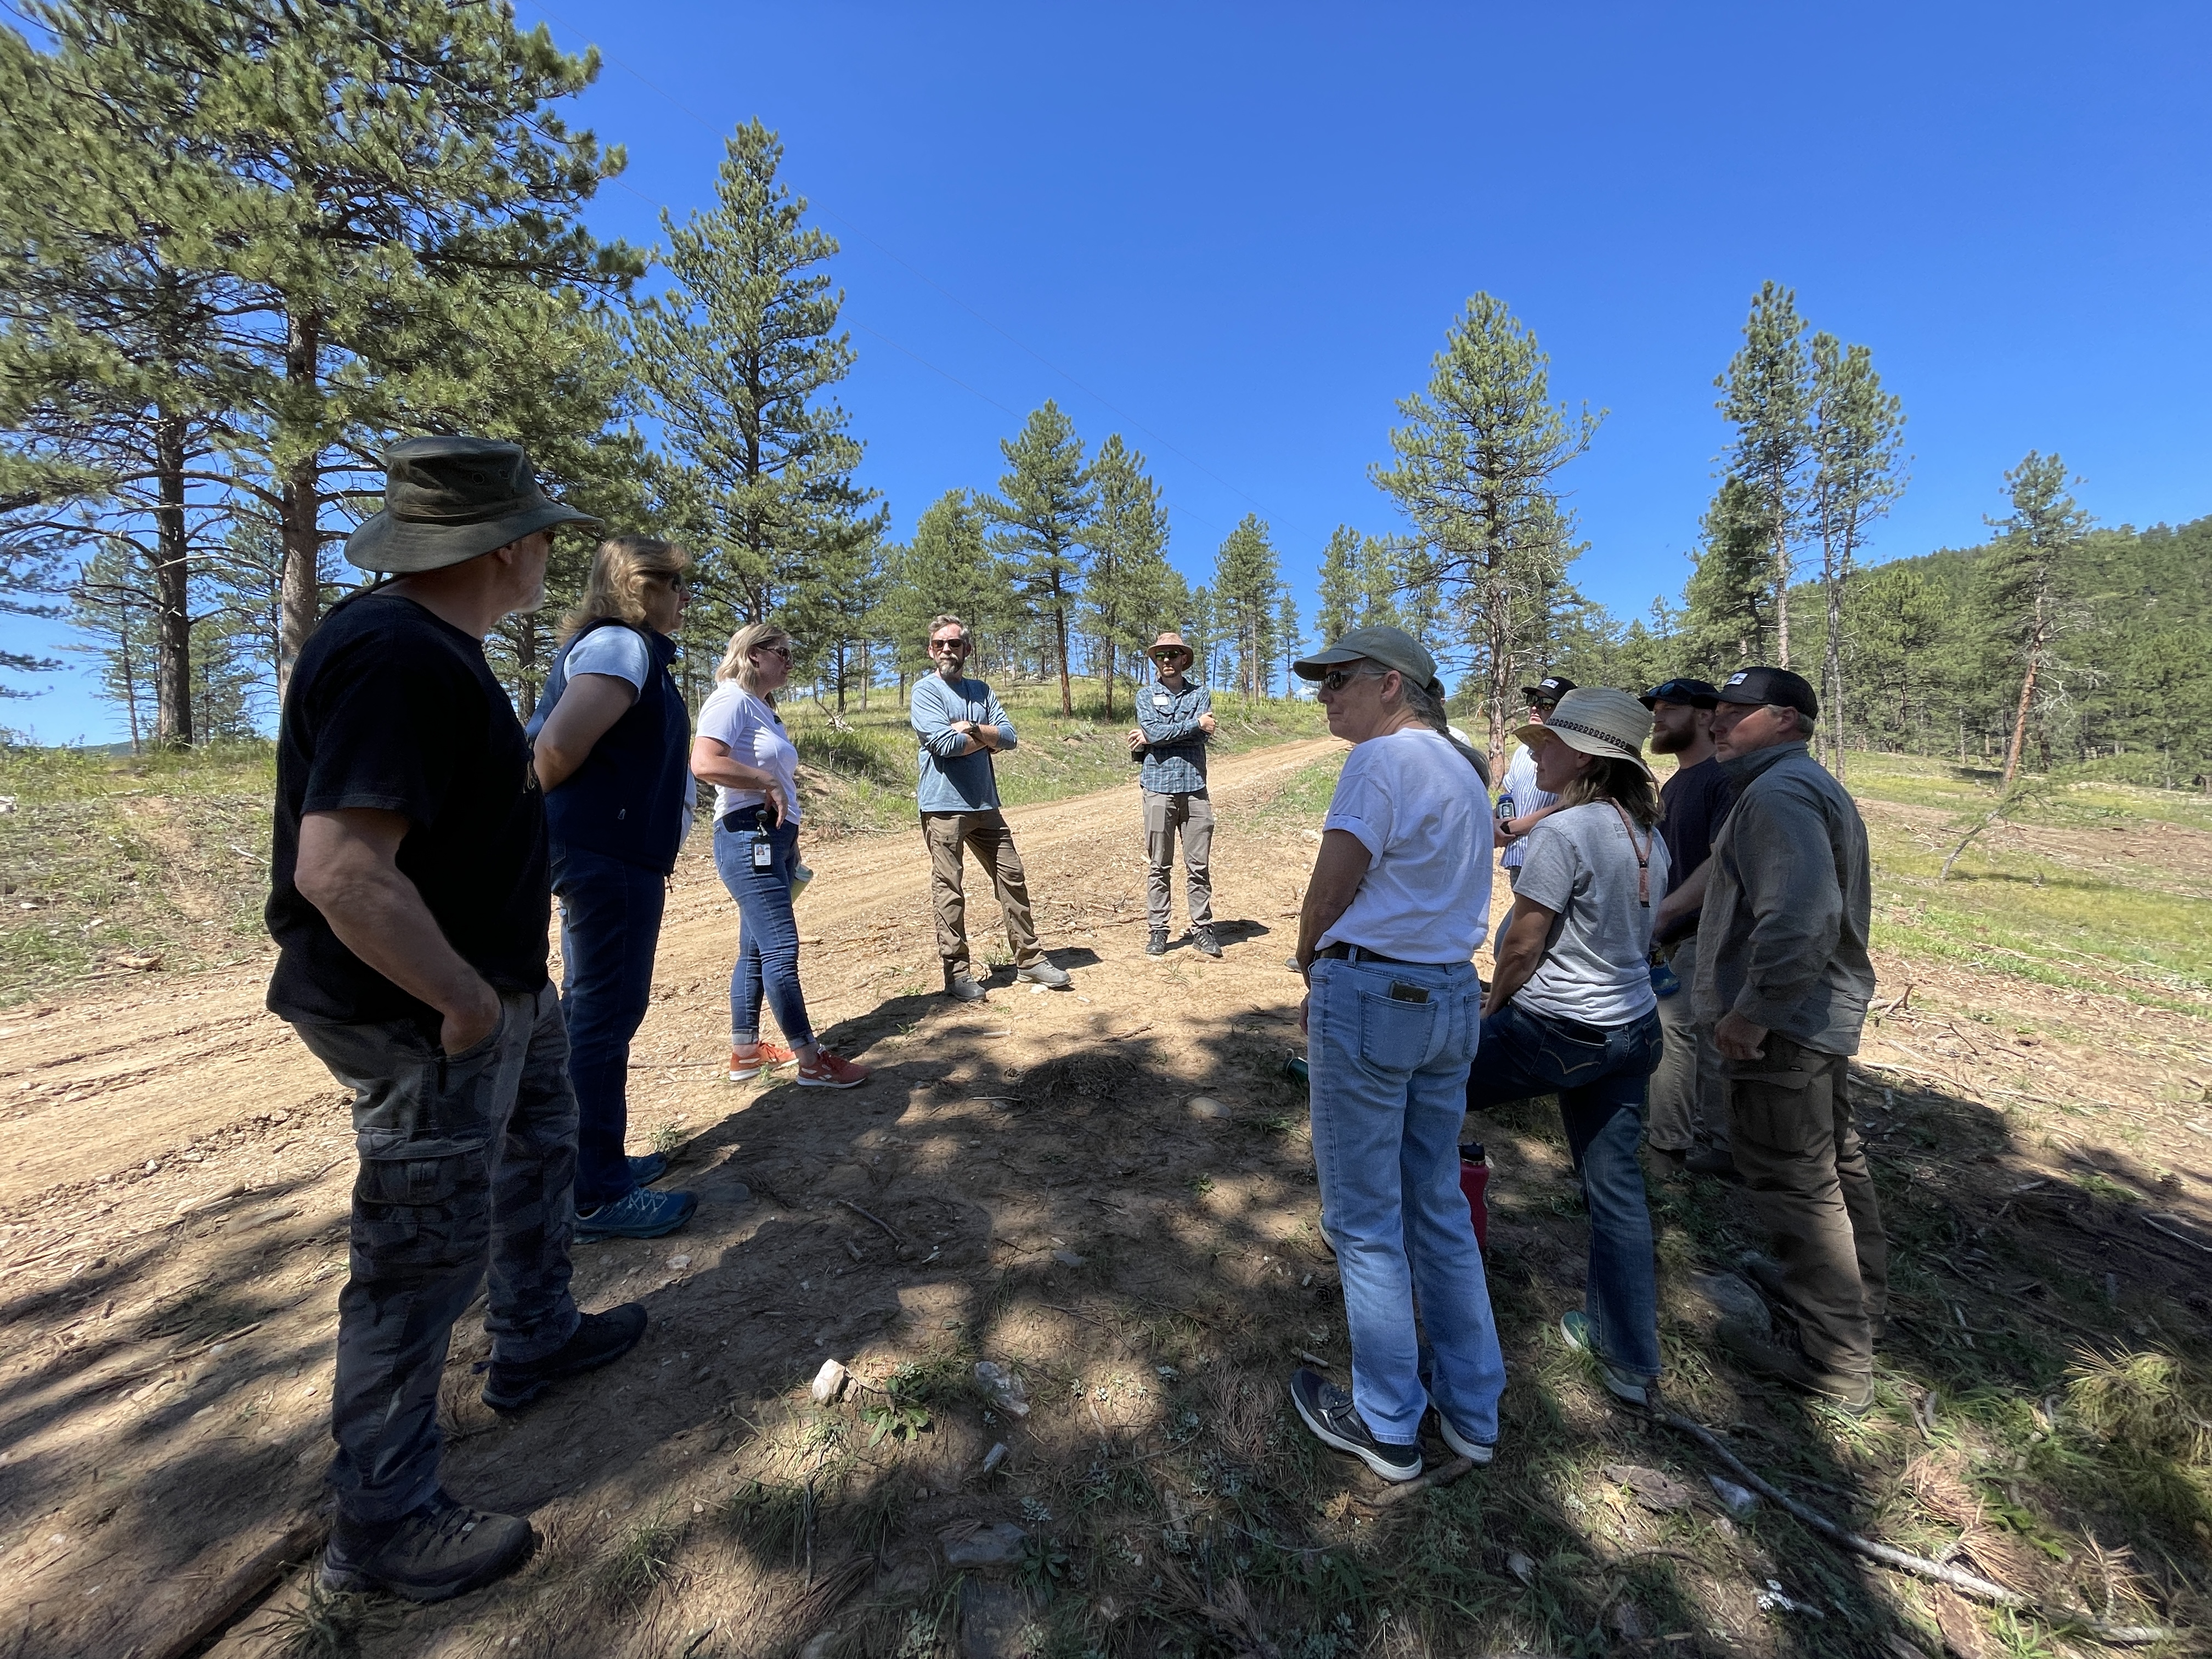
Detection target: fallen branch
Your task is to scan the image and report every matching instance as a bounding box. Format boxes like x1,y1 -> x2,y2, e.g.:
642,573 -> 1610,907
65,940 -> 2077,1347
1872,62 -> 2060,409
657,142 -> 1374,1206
1357,1454 -> 1475,1511
834,1198 -> 904,1246
152,1514 -> 327,1659
1657,1411 -> 2174,1644
1104,1023 -> 1154,1042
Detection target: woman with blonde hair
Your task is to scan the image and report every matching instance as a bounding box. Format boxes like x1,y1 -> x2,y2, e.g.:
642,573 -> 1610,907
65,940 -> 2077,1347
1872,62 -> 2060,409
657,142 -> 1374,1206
528,535 -> 700,1240
690,623 -> 870,1089
1466,686 -> 1671,1411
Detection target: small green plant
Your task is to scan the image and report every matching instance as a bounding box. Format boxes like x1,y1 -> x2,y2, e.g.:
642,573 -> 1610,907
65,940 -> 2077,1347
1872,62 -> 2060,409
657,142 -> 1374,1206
595,1505 -> 684,1610
861,1396 -> 931,1446
1018,1530 -> 1073,1596
254,1578 -> 379,1658
1186,1172 -> 1215,1197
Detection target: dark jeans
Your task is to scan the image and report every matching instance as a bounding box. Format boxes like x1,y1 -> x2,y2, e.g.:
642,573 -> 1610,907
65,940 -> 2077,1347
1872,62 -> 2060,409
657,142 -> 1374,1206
712,814 -> 814,1048
289,983 -> 581,1523
551,844 -> 668,1209
1466,1001 -> 1666,1378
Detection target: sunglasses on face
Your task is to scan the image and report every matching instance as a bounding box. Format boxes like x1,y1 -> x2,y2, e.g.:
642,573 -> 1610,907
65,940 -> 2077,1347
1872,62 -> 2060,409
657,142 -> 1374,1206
757,642 -> 793,659
931,639 -> 968,653
1646,680 -> 1711,704
1318,667 -> 1380,693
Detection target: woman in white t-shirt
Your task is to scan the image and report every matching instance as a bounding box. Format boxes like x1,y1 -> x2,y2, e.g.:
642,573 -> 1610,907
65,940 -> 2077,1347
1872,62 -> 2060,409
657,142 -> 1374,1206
1468,687 -> 1670,1410
690,624 -> 869,1090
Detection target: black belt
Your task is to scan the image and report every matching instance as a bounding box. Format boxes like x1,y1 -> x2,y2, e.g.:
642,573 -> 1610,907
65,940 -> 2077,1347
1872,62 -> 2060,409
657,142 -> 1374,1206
1317,942 -> 1443,967
719,806 -> 771,832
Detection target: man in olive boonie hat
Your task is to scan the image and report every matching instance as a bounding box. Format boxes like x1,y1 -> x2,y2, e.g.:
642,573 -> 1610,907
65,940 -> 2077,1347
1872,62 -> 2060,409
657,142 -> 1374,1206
267,437 -> 646,1603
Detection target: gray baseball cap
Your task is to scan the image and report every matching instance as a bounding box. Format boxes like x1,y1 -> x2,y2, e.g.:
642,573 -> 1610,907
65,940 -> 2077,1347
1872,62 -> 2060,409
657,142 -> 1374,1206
344,436 -> 600,574
1291,626 -> 1444,699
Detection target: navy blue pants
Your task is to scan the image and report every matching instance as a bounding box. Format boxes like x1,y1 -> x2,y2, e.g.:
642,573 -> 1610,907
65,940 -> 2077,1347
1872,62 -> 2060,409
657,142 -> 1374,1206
551,844 -> 667,1209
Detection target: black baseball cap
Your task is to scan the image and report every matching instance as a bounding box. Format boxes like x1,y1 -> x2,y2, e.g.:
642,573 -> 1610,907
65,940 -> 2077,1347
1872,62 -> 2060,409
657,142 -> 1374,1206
1640,677 -> 1720,710
1520,675 -> 1575,701
1714,665 -> 1818,719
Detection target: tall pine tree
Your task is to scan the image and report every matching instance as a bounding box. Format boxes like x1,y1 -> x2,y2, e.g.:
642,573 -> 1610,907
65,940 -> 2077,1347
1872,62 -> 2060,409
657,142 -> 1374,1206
1315,524 -> 1361,643
1080,435 -> 1170,718
988,402 -> 1094,715
1983,452 -> 2091,785
1715,281 -> 1812,668
1806,332 -> 1906,774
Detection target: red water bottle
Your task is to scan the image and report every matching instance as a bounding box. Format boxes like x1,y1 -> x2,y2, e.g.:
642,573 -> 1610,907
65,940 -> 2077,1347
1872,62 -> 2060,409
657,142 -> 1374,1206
1459,1142 -> 1489,1250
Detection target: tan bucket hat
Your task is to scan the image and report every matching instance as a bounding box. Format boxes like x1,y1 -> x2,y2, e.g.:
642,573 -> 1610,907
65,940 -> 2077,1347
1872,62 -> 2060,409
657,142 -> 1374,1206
1149,630 -> 1194,662
1514,687 -> 1657,781
345,435 -> 600,574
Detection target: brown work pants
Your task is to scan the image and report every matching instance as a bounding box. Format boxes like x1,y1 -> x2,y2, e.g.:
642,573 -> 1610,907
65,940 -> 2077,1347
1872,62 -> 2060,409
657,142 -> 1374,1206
1725,1034 -> 1888,1380
922,809 -> 1041,970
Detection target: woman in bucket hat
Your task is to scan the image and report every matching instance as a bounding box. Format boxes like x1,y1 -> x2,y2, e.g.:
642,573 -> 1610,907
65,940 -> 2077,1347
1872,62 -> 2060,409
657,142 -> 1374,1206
1465,687 -> 1672,1411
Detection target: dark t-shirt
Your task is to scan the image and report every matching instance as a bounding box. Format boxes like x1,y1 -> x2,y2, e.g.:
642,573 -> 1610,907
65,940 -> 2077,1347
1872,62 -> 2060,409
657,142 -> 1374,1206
266,592 -> 551,1025
1656,754 -> 1735,945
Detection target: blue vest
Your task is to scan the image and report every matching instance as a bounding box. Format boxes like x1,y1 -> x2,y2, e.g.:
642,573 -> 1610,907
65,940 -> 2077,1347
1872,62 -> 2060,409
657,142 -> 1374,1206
528,620 -> 690,874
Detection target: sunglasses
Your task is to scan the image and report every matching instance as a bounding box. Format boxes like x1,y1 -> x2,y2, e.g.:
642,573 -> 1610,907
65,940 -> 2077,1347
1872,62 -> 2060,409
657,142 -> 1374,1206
1645,680 -> 1710,704
1318,667 -> 1382,693
757,641 -> 793,659
930,639 -> 969,652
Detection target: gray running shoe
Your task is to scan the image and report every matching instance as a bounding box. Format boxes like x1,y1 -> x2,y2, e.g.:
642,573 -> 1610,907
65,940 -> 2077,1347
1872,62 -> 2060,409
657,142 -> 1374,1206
1146,929 -> 1169,956
1015,959 -> 1071,989
1192,926 -> 1222,958
319,1491 -> 533,1602
944,965 -> 988,1003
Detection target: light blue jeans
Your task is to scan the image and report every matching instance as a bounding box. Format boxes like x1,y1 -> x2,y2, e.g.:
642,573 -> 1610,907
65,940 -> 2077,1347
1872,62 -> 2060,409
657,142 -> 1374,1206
1308,955 -> 1505,1446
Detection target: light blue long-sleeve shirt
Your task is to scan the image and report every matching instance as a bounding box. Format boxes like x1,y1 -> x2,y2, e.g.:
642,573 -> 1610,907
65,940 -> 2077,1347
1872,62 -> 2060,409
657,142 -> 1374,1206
1134,679 -> 1211,795
911,672 -> 1018,812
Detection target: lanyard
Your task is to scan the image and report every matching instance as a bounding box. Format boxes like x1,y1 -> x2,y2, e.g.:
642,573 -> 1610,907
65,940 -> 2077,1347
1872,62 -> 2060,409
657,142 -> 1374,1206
1607,801 -> 1653,907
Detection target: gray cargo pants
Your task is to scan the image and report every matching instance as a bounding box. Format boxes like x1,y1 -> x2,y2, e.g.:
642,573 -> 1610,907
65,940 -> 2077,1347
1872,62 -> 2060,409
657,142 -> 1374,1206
289,981 -> 582,1523
1143,789 -> 1214,932
1647,931 -> 1728,1153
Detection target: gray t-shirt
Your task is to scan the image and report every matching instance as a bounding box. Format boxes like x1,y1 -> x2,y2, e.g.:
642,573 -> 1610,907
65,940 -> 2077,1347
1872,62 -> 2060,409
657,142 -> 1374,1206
1511,802 -> 1670,1028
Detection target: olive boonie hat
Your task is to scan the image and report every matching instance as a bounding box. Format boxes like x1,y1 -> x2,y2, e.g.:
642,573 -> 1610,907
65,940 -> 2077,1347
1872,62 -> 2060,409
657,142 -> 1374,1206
1514,687 -> 1658,781
1291,625 -> 1444,699
345,435 -> 600,575
1714,665 -> 1819,719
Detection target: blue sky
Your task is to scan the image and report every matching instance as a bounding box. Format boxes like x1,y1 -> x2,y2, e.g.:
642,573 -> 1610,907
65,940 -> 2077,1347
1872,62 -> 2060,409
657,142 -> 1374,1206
10,1 -> 2209,741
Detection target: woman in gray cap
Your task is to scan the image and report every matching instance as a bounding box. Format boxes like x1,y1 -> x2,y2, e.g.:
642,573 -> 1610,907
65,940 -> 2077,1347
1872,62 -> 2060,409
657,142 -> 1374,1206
1466,686 -> 1671,1411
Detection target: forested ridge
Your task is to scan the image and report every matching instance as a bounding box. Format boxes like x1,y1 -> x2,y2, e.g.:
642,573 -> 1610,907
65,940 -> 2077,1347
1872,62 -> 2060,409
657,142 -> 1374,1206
3,1 -> 2205,790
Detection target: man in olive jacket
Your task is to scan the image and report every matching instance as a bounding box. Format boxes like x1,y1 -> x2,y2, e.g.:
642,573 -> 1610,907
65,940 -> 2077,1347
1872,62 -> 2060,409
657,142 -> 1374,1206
1692,666 -> 1885,1412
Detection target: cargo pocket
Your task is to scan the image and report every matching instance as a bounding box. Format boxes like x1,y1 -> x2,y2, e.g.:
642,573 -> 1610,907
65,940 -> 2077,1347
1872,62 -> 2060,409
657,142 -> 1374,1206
1724,1060 -> 1826,1154
1359,990 -> 1437,1071
351,1141 -> 490,1273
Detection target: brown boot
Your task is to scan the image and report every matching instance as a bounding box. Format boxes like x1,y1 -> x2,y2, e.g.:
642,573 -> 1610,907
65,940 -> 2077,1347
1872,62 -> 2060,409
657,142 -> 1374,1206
1716,1319 -> 1873,1414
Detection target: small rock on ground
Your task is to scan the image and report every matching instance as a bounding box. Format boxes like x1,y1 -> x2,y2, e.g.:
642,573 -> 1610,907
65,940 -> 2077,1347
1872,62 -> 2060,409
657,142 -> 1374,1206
940,1520 -> 1026,1568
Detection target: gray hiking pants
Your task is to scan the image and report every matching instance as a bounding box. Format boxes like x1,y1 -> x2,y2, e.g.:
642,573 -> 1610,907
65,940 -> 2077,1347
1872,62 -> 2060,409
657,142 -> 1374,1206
1143,789 -> 1214,932
289,981 -> 582,1523
1647,931 -> 1728,1153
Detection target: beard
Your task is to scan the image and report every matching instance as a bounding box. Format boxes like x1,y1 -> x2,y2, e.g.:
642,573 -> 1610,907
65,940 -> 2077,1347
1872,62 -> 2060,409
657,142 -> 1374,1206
1649,724 -> 1692,754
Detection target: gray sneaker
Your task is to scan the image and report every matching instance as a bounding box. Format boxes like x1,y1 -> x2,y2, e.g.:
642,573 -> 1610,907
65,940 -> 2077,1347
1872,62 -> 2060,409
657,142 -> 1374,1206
1192,926 -> 1222,958
1146,929 -> 1169,956
944,965 -> 988,1003
1015,959 -> 1070,989
319,1491 -> 534,1602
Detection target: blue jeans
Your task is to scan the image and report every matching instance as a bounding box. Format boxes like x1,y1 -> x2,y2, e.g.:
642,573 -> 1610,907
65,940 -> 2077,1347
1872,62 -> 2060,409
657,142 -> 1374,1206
551,845 -> 667,1210
1466,1001 -> 1666,1378
712,814 -> 814,1051
1307,955 -> 1505,1446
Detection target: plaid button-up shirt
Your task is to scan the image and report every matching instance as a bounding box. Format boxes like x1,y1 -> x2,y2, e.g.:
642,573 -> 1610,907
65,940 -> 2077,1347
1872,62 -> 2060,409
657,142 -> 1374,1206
1135,679 -> 1211,797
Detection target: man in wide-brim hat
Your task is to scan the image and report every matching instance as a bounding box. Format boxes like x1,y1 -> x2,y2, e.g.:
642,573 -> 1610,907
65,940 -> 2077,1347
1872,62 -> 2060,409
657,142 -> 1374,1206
1127,630 -> 1221,957
266,436 -> 650,1602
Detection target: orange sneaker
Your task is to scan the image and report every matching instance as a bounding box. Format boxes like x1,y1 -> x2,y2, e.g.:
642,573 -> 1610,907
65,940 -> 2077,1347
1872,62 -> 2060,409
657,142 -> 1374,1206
728,1041 -> 796,1082
795,1048 -> 871,1089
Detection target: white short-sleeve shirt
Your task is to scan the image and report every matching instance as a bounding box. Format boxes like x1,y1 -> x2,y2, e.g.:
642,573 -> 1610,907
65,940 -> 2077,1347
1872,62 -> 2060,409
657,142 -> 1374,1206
696,681 -> 801,826
1319,727 -> 1496,963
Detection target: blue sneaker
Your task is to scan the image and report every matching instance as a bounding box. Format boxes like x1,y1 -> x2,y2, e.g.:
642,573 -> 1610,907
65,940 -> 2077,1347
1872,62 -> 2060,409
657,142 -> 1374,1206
575,1185 -> 696,1242
628,1153 -> 668,1186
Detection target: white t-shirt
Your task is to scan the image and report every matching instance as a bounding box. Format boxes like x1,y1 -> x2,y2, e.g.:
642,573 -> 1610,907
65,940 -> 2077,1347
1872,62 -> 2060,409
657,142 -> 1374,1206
1497,742 -> 1556,871
1319,726 -> 1496,963
696,681 -> 801,826
559,624 -> 697,838
1511,802 -> 1671,1026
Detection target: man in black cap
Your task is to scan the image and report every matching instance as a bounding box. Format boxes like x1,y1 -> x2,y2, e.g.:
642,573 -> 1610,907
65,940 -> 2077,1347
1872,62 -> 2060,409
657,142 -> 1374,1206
1639,678 -> 1734,1175
1494,674 -> 1573,889
267,437 -> 649,1600
1694,665 -> 1884,1412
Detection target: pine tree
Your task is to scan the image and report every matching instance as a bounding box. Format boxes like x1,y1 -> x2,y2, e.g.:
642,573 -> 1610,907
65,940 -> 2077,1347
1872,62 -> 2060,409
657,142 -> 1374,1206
1080,435 -> 1170,719
1805,334 -> 1906,775
1373,293 -> 1599,768
1315,524 -> 1360,644
1356,533 -> 1402,629
1274,588 -> 1303,696
629,120 -> 873,624
1683,476 -> 1775,670
1983,452 -> 2091,785
1715,281 -> 1812,668
1211,515 -> 1282,699
988,401 -> 1094,715
880,490 -> 1014,682
1843,562 -> 1950,748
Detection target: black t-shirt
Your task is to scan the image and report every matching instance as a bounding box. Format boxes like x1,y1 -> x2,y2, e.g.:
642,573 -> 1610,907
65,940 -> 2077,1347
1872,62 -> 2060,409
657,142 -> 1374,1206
1656,754 -> 1735,944
266,592 -> 550,1025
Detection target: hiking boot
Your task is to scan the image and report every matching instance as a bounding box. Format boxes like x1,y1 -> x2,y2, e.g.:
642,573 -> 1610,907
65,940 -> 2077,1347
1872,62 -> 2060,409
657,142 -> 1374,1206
1192,926 -> 1222,958
574,1184 -> 696,1242
481,1302 -> 648,1411
944,965 -> 988,1003
1685,1143 -> 1739,1178
1561,1311 -> 1656,1411
1289,1368 -> 1421,1482
627,1152 -> 668,1187
319,1491 -> 534,1602
1146,929 -> 1170,957
797,1048 -> 870,1088
1739,1255 -> 1885,1344
1431,1410 -> 1498,1466
1715,1318 -> 1874,1414
728,1040 -> 795,1082
1015,959 -> 1071,989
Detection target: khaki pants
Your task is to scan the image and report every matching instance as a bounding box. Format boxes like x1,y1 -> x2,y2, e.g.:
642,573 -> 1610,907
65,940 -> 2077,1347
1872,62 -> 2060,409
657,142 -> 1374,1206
1143,789 -> 1214,932
1725,1034 -> 1889,1379
922,810 -> 1041,969
1647,931 -> 1727,1153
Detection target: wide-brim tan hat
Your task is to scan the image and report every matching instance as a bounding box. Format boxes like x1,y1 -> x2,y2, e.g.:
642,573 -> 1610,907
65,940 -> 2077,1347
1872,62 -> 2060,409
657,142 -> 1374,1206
345,435 -> 599,574
1149,630 -> 1194,661
1514,686 -> 1657,781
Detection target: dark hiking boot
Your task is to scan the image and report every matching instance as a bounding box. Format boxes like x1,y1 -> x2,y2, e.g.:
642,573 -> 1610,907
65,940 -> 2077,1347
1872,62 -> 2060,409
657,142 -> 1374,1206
319,1491 -> 534,1602
1146,929 -> 1170,956
1192,926 -> 1222,958
481,1303 -> 647,1412
944,964 -> 988,1003
1716,1318 -> 1874,1414
1289,1368 -> 1421,1482
1741,1252 -> 1885,1344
